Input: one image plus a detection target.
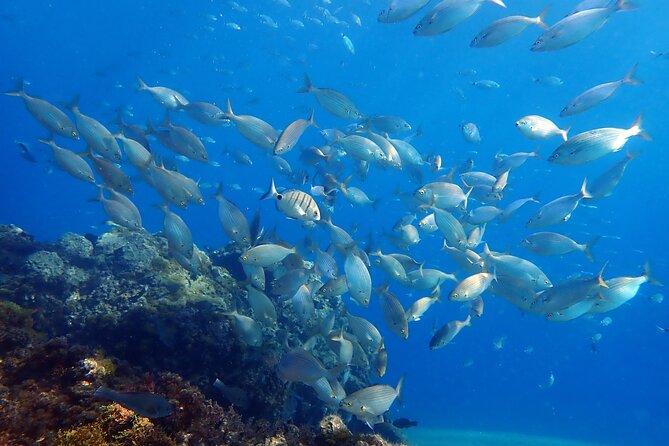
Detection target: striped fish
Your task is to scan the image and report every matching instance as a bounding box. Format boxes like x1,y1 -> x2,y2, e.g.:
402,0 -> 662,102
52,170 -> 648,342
224,99 -> 279,151
345,251 -> 372,307
261,179 -> 320,221
449,271 -> 496,302
297,74 -> 364,120
157,204 -> 193,258
274,111 -> 316,155
376,285 -> 409,339
214,184 -> 251,246
340,376 -> 404,427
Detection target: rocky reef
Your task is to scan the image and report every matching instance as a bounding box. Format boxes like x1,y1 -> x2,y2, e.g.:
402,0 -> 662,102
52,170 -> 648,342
0,225 -> 406,445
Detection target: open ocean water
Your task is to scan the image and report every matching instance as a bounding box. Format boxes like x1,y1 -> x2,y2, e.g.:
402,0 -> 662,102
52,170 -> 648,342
1,1 -> 668,445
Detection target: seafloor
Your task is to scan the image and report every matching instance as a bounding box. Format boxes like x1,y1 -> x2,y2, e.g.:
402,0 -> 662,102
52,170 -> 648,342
0,224 -> 406,445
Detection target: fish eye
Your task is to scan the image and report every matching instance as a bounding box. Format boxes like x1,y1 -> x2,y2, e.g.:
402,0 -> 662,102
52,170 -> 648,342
71,131 -> 77,137
277,194 -> 283,200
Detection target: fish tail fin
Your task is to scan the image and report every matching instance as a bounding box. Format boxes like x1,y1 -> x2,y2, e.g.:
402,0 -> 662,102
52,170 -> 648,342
535,6 -> 550,29
395,374 -> 405,404
622,63 -> 642,85
430,285 -> 442,301
93,386 -> 115,400
626,149 -> 641,160
560,125 -> 571,142
644,262 -> 663,286
4,77 -> 26,97
37,137 -> 57,150
260,178 -> 278,200
224,98 -> 234,118
487,0 -> 506,7
615,0 -> 639,11
463,315 -> 472,327
483,243 -> 492,259
136,75 -> 148,91
579,178 -> 592,199
630,114 -> 652,141
63,95 -> 80,113
462,187 -> 473,210
584,236 -> 600,263
308,109 -> 318,128
297,73 -> 313,93
597,262 -> 609,288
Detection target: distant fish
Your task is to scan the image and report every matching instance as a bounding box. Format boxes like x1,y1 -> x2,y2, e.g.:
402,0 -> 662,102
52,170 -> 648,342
213,379 -> 249,409
560,64 -> 641,116
15,140 -> 37,163
586,151 -> 639,200
393,417 -> 418,429
429,315 -> 471,349
297,74 -> 364,120
533,75 -> 564,87
341,33 -> 355,54
472,79 -> 500,89
461,122 -> 481,144
94,386 -> 173,418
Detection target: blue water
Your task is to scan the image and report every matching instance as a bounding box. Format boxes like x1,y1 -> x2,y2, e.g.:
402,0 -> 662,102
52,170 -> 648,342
1,1 -> 668,444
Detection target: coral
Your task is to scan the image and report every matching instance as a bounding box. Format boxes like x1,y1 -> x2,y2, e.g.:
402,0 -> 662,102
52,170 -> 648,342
24,250 -> 66,283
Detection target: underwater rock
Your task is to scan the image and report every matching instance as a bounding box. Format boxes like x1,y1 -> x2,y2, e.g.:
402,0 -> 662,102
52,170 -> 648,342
24,250 -> 66,283
56,232 -> 95,262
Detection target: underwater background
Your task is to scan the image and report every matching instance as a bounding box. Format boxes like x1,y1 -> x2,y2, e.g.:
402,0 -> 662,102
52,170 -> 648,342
1,1 -> 668,445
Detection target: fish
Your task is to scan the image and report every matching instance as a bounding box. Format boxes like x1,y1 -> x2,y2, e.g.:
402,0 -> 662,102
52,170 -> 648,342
587,151 -> 640,199
431,207 -> 468,250
274,111 -> 317,155
243,264 -> 266,291
345,251 -> 372,307
373,341 -> 388,377
560,64 -> 641,116
449,271 -> 496,302
415,182 -> 470,211
261,179 -> 321,222
378,0 -> 431,23
38,138 -> 95,183
86,153 -> 133,194
328,329 -> 354,365
136,76 -> 189,109
533,75 -> 564,87
292,283 -> 316,325
406,288 -> 441,322
5,79 -> 78,139
94,387 -> 173,418
239,243 -> 296,267
531,0 -> 637,51
471,8 -> 548,48
68,99 -> 122,162
176,99 -> 228,126
371,250 -> 409,283
311,377 -> 346,407
214,185 -> 251,247
339,178 -> 377,207
429,315 -> 471,349
376,284 -> 409,339
340,376 -> 404,428
414,0 -> 506,36
213,379 -> 249,409
334,134 -> 386,164
534,266 -> 608,313
483,245 -> 552,290
549,116 -> 649,165
224,99 -> 279,151
245,285 -> 277,324
407,268 -> 457,290
277,349 -> 344,385
493,151 -> 540,174
297,74 -> 364,120
149,117 -> 208,163
15,141 -> 37,163
94,188 -> 142,231
469,296 -> 484,318
515,115 -> 570,141
366,115 -> 412,134
114,132 -> 152,169
393,418 -> 418,428
223,308 -> 263,347
521,232 -> 600,262
527,179 -> 591,228
472,79 -> 500,89
341,33 -> 355,54
157,204 -> 193,258
315,247 -> 338,280
498,197 -> 539,223
346,312 -> 383,352
467,206 -> 501,225
461,122 -> 481,144
590,263 -> 662,313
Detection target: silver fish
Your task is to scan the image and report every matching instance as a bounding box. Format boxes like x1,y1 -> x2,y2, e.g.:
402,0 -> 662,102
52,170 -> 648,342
214,185 -> 251,246
533,266 -> 608,313
176,99 -> 228,126
483,244 -> 552,290
467,206 -> 501,225
561,64 -> 641,116
345,251 -> 372,307
527,179 -> 591,228
378,0 -> 431,23
87,153 -> 133,194
521,232 -> 599,262
414,0 -> 506,36
158,204 -> 193,258
587,151 -> 639,199
432,207 -> 468,250
297,74 -> 364,120
531,0 -> 636,51
151,117 -> 208,163
95,188 -> 142,230
115,132 -> 152,169
449,271 -> 496,302
239,243 -> 296,267
415,182 -> 470,210
38,138 -> 94,183
498,196 -> 539,223
346,312 -> 383,352
376,285 -> 409,339
277,349 -> 343,384
5,80 -> 78,139
591,263 -> 661,313
137,76 -> 188,109
372,250 -> 408,283
224,99 -> 279,151
274,111 -> 317,155
243,263 -> 266,290
245,285 -> 277,324
224,309 -> 263,347
367,115 -> 411,134
516,115 -> 569,141
471,9 -> 547,48
407,268 -> 457,289
429,316 -> 471,349
461,122 -> 481,144
328,329 -> 354,365
406,288 -> 441,322
340,376 -> 404,427
68,100 -> 121,161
